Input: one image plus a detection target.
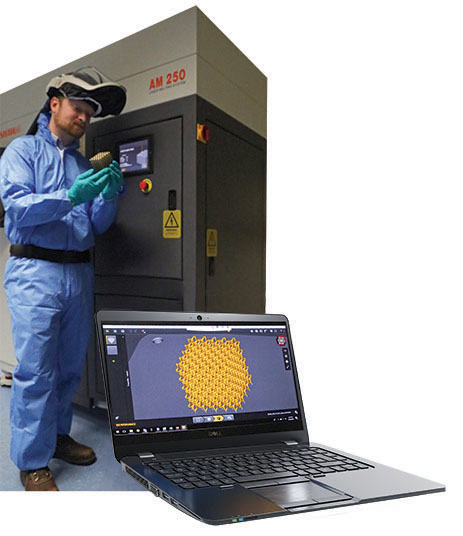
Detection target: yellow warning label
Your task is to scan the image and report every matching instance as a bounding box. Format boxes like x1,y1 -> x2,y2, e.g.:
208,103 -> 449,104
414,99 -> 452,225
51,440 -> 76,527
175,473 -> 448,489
163,210 -> 181,239
206,229 -> 218,257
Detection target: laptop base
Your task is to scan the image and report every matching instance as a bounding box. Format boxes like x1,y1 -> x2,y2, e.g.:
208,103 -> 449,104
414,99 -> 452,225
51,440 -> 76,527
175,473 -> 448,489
121,442 -> 444,524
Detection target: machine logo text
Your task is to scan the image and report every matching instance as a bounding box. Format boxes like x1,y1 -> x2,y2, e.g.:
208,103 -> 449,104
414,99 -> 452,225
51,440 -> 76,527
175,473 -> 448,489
149,69 -> 186,93
0,125 -> 21,139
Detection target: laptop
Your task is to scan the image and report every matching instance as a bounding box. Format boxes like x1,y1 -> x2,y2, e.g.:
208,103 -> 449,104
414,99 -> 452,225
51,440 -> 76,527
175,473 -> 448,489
95,310 -> 444,524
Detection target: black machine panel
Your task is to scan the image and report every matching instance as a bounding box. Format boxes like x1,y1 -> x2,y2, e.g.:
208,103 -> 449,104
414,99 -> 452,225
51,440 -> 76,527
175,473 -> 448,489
205,121 -> 266,313
92,118 -> 182,280
77,96 -> 266,407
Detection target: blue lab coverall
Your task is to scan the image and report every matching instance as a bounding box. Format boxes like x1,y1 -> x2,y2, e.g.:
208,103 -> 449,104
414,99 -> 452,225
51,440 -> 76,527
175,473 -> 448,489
0,112 -> 117,470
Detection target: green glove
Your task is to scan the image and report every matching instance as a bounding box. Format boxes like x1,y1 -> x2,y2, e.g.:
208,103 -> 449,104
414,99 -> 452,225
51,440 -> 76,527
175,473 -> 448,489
101,161 -> 125,201
68,168 -> 111,206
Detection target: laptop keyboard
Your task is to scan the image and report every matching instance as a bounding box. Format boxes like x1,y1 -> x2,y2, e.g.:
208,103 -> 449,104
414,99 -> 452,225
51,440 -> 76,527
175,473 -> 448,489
144,447 -> 373,490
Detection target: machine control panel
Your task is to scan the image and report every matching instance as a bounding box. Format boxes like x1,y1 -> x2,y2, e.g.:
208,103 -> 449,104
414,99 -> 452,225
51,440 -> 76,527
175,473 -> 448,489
118,136 -> 153,176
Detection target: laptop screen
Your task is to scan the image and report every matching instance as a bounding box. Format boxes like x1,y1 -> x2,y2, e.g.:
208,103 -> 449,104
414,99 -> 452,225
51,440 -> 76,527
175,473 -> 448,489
101,321 -> 303,439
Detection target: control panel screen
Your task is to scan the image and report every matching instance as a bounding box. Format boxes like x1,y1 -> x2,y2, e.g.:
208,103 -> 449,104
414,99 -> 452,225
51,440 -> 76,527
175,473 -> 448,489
118,137 -> 152,175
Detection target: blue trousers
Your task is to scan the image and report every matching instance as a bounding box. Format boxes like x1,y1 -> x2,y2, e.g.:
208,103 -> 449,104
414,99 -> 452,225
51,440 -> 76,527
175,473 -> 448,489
4,257 -> 93,471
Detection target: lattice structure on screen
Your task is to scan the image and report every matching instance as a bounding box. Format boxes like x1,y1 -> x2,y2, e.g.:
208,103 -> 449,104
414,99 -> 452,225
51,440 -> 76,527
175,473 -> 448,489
176,336 -> 252,412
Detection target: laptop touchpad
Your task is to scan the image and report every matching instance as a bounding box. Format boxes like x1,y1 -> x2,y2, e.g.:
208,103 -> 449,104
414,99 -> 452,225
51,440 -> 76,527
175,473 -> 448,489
253,481 -> 351,508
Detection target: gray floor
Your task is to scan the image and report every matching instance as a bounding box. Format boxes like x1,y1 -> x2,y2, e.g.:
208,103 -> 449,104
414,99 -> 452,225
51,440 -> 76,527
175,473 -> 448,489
0,384 -> 141,491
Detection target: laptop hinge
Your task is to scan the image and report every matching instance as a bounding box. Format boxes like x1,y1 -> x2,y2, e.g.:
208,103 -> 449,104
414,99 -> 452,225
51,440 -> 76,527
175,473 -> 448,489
282,440 -> 299,446
136,452 -> 155,460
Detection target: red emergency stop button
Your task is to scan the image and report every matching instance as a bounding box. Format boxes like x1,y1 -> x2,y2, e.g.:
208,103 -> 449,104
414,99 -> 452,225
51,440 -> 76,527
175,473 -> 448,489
197,123 -> 210,144
139,178 -> 152,193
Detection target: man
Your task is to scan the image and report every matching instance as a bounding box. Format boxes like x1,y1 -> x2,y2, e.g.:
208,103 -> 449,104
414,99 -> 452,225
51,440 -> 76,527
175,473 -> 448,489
0,67 -> 126,491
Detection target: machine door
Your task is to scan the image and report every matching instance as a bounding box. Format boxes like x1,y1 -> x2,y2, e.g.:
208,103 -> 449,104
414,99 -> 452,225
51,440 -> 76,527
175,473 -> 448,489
92,118 -> 182,280
206,121 -> 266,313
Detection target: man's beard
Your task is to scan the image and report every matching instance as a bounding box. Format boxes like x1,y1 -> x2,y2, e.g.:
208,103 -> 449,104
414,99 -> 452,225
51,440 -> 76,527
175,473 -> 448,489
54,111 -> 86,140
60,119 -> 86,140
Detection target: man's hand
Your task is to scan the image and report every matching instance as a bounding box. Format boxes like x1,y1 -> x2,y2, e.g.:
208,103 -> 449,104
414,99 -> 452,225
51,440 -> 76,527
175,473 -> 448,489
68,168 -> 111,206
101,161 -> 125,201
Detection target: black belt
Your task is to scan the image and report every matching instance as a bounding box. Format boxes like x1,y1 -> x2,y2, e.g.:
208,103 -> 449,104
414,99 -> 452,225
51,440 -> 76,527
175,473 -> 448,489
10,244 -> 91,264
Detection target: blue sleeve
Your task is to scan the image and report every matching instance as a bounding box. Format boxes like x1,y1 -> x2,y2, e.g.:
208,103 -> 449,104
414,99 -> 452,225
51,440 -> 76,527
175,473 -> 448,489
88,194 -> 118,235
0,138 -> 72,228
